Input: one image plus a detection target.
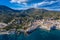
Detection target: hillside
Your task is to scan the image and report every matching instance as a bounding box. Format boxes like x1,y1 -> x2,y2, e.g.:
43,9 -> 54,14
0,5 -> 60,30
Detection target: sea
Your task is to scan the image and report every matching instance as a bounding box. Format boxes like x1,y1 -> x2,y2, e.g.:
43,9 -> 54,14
0,28 -> 60,40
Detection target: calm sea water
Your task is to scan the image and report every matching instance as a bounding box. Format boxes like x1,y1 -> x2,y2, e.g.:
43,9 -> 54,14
0,28 -> 60,40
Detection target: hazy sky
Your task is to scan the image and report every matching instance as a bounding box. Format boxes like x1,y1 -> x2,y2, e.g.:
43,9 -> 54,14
0,0 -> 60,10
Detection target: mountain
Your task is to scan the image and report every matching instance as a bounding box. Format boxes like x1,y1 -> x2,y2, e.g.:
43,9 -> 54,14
0,5 -> 60,23
0,5 -> 14,14
0,5 -> 13,11
0,5 -> 60,14
0,5 -> 22,14
0,5 -> 60,31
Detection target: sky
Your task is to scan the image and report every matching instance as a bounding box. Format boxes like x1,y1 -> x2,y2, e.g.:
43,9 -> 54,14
0,0 -> 60,11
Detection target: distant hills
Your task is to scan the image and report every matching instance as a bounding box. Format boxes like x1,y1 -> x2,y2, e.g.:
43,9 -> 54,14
0,5 -> 60,23
0,5 -> 60,13
0,5 -> 60,30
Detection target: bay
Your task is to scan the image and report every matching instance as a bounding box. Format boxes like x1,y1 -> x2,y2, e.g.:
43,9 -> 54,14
0,28 -> 60,40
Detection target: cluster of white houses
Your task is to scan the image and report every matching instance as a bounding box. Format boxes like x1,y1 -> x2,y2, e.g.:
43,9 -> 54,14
0,18 -> 60,34
30,19 -> 60,30
25,18 -> 60,32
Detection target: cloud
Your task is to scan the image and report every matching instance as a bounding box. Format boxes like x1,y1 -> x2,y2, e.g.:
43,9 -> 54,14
10,0 -> 28,5
44,8 -> 60,11
32,1 -> 57,8
10,0 -> 57,7
9,0 -> 60,11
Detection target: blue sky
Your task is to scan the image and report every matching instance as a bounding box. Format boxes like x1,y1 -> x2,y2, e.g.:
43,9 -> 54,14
0,0 -> 60,11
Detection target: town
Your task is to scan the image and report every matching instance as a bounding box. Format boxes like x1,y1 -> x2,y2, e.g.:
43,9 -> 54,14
0,18 -> 60,34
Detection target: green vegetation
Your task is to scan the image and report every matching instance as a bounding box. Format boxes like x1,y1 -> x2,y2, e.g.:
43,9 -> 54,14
0,5 -> 60,31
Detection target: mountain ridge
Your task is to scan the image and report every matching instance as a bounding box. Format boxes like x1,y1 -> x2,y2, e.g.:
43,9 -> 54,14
0,5 -> 60,31
0,5 -> 60,12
